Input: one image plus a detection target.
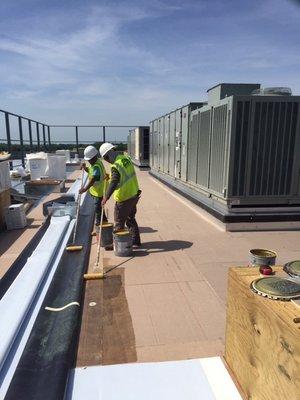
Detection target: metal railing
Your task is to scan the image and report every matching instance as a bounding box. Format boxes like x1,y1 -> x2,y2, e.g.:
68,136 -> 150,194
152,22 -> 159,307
0,109 -> 136,167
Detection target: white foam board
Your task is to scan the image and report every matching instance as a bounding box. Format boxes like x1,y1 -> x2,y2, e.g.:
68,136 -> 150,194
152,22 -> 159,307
66,357 -> 242,400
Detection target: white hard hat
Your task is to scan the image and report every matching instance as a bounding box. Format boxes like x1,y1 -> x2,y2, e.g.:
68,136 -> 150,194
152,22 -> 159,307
99,142 -> 116,158
84,145 -> 98,161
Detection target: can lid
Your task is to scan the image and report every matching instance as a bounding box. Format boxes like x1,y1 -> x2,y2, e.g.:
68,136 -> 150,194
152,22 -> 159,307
250,248 -> 277,258
251,276 -> 300,300
283,260 -> 300,278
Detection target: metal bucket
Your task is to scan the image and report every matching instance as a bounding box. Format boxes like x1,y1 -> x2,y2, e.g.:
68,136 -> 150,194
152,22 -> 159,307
249,249 -> 277,267
113,229 -> 133,257
100,222 -> 113,247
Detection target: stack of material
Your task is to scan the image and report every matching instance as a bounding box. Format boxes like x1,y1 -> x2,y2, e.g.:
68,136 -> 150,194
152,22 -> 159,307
56,149 -> 71,163
26,152 -> 48,180
4,204 -> 27,230
0,160 -> 11,231
26,152 -> 66,180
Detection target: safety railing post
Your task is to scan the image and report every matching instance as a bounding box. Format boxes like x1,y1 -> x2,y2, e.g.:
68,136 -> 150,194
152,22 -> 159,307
47,126 -> 51,150
28,120 -> 33,152
18,116 -> 25,167
36,123 -> 40,151
5,112 -> 12,167
103,126 -> 106,142
42,125 -> 46,150
75,126 -> 79,154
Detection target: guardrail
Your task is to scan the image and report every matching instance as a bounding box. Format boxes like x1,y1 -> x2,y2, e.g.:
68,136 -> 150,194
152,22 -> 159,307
0,109 -> 135,167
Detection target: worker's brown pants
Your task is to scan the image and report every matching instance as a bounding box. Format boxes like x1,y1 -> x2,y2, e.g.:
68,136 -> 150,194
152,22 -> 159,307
114,194 -> 141,245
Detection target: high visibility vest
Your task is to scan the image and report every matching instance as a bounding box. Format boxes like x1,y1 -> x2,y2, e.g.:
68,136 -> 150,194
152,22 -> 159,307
88,159 -> 106,197
112,155 -> 139,202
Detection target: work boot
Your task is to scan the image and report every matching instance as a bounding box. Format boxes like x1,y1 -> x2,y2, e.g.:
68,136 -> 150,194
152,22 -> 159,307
105,244 -> 113,251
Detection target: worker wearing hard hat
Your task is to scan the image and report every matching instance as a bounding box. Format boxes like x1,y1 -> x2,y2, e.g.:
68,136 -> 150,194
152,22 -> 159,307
79,145 -> 107,226
100,142 -> 141,246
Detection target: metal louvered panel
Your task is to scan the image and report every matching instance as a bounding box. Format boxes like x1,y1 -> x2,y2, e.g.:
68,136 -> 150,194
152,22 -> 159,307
142,127 -> 149,161
158,118 -> 164,171
231,101 -> 251,196
187,112 -> 199,183
175,108 -> 182,179
180,105 -> 190,181
209,104 -> 228,193
163,115 -> 170,173
249,100 -> 299,196
169,112 -> 176,177
197,110 -> 211,187
152,120 -> 159,169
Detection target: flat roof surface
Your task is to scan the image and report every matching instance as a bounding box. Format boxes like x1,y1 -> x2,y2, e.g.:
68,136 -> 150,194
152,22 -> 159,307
76,168 -> 300,366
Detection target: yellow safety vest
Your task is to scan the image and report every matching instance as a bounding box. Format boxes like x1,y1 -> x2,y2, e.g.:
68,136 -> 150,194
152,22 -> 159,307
112,155 -> 139,202
88,159 -> 106,197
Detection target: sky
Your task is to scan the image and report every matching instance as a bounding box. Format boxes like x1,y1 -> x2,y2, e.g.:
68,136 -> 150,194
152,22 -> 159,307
0,0 -> 300,142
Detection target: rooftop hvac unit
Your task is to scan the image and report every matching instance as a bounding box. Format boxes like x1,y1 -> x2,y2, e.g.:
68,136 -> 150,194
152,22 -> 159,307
188,84 -> 300,207
127,127 -> 150,168
252,87 -> 292,96
149,103 -> 205,179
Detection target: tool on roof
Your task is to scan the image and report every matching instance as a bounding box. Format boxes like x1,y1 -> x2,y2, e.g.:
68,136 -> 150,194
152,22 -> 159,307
84,272 -> 103,280
94,179 -> 107,278
84,179 -> 108,280
66,170 -> 84,252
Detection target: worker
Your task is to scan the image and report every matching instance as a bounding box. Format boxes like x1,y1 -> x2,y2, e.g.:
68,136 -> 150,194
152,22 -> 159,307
79,145 -> 107,226
99,142 -> 141,247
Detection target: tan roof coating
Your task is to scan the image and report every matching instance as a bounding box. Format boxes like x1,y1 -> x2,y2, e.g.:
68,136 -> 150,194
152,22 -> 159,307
76,168 -> 300,366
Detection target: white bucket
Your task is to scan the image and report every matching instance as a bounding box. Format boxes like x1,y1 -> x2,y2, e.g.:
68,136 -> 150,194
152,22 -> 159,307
47,155 -> 66,180
56,149 -> 71,163
28,158 -> 48,180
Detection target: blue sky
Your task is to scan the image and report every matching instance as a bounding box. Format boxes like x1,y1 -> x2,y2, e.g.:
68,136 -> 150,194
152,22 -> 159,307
0,0 -> 300,142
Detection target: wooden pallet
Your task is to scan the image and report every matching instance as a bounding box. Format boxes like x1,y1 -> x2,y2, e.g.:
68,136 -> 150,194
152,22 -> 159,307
225,266 -> 300,400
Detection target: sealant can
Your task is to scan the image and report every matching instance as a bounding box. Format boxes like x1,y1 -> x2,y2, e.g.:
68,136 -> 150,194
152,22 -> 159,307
249,248 -> 277,267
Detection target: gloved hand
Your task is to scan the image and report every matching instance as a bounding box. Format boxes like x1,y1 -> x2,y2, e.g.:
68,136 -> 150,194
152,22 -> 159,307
80,162 -> 86,170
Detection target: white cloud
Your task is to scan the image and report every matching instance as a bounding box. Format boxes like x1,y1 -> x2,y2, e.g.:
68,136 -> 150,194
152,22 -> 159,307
0,0 -> 299,141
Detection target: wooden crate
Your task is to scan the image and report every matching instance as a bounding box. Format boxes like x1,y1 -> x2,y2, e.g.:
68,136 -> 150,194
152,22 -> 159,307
0,188 -> 11,231
225,266 -> 300,400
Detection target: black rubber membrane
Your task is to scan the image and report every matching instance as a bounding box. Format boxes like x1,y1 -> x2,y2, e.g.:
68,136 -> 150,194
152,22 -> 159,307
0,216 -> 50,300
5,194 -> 94,400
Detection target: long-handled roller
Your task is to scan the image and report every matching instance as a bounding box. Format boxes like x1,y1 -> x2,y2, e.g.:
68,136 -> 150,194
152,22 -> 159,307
84,180 -> 107,280
66,170 -> 84,252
